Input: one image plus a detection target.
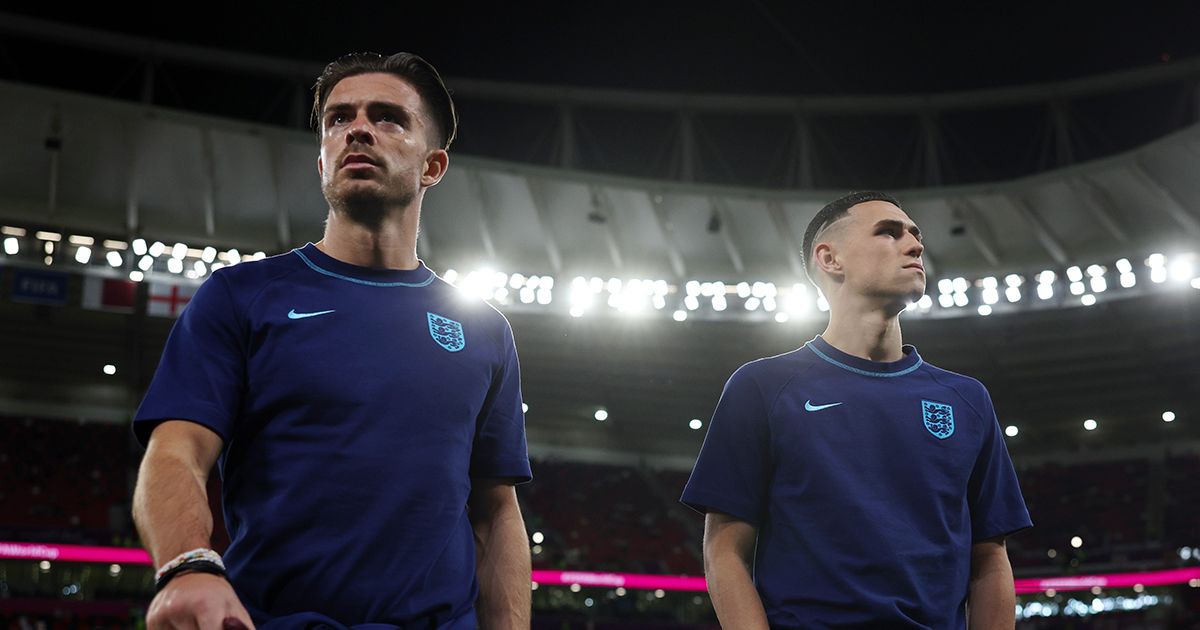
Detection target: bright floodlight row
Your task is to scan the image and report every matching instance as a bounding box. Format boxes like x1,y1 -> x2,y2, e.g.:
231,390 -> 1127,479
4,225 -> 1198,317
1002,410 -> 1179,439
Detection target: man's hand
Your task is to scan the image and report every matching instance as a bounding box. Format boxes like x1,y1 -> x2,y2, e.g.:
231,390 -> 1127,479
146,572 -> 255,630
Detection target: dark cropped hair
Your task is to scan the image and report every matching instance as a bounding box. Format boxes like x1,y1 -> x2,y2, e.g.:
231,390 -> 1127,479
801,191 -> 902,284
312,52 -> 458,150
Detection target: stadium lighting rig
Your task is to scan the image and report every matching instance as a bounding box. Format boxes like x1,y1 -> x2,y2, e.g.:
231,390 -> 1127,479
1,223 -> 1197,323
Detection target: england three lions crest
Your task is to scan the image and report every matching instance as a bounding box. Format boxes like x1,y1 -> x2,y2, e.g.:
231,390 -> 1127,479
427,312 -> 465,352
921,400 -> 954,439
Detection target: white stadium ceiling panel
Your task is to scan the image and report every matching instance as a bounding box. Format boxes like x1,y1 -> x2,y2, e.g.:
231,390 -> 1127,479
2,80 -> 1200,281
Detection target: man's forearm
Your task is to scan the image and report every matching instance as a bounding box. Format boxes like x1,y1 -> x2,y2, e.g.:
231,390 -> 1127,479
473,496 -> 531,629
968,547 -> 1017,630
132,446 -> 216,567
707,551 -> 770,630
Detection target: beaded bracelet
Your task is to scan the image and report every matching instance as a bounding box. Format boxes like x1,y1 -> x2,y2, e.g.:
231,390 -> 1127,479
155,559 -> 226,593
154,548 -> 226,582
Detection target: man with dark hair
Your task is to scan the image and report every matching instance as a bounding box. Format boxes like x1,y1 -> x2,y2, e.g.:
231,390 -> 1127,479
132,52 -> 532,630
682,192 -> 1030,628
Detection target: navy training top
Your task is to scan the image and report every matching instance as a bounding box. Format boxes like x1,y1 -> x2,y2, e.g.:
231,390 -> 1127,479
134,243 -> 532,630
681,335 -> 1031,629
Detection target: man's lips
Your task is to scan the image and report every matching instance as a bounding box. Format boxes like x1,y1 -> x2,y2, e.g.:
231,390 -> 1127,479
904,263 -> 925,273
341,154 -> 379,169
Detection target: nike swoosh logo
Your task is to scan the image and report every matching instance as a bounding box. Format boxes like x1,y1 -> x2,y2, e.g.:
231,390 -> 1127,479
805,400 -> 843,412
288,309 -> 336,320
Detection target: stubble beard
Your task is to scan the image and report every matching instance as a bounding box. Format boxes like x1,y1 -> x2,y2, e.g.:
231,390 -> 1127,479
323,175 -> 417,230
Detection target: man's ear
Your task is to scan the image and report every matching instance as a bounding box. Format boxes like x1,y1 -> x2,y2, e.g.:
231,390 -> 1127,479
814,242 -> 842,277
317,154 -> 324,179
421,149 -> 449,188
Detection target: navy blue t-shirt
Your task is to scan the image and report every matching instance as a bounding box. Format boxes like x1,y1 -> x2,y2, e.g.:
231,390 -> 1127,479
134,243 -> 532,630
681,335 -> 1031,629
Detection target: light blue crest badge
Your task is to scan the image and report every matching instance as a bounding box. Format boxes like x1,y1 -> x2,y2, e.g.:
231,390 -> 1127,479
921,400 -> 954,439
427,312 -> 465,352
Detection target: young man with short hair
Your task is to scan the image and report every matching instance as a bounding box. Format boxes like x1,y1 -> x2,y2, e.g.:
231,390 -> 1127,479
132,52 -> 532,630
682,191 -> 1031,629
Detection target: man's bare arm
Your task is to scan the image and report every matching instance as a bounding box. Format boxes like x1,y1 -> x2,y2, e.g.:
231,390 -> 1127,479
967,536 -> 1016,630
132,420 -> 254,630
469,479 -> 531,630
704,511 -> 769,630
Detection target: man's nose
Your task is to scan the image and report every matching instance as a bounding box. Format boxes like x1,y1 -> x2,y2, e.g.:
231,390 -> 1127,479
907,236 -> 924,258
345,115 -> 374,145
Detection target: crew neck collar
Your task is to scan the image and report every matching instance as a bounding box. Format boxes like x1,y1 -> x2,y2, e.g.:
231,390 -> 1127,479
805,335 -> 923,378
291,242 -> 435,288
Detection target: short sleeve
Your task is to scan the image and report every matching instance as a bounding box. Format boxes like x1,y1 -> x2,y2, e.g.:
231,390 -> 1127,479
132,273 -> 247,448
967,389 -> 1033,541
469,319 -> 532,483
680,364 -> 773,525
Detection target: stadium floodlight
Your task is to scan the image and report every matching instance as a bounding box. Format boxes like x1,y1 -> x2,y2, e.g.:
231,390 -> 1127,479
1004,274 -> 1022,287
606,277 -> 622,294
817,295 -> 830,312
762,296 -> 777,312
1004,425 -> 1018,437
519,287 -> 535,304
1192,278 -> 1200,290
201,246 -> 217,263
521,403 -> 529,413
672,310 -> 687,322
1086,264 -> 1104,277
138,256 -> 154,271
569,305 -> 585,318
68,235 -> 94,246
977,305 -> 992,316
712,295 -> 728,312
1151,267 -> 1168,283
1169,258 -> 1194,283
1120,273 -> 1136,288
1083,418 -> 1097,431
952,277 -> 968,293
148,241 -> 166,257
953,293 -> 968,307
685,280 -> 701,296
774,312 -> 789,323
44,241 -> 54,255
1037,283 -> 1053,300
172,243 -> 188,259
689,418 -> 703,430
982,288 -> 999,305
106,251 -> 123,267
651,295 -> 666,310
1116,258 -> 1132,274
510,273 -> 526,289
1066,266 -> 1083,282
736,282 -> 751,298
194,261 -> 207,277
129,270 -> 144,282
132,239 -> 147,256
493,287 -> 510,302
1081,294 -> 1096,306
981,276 -> 998,290
3,237 -> 17,255
917,295 -> 933,309
39,561 -> 50,571
102,364 -> 116,376
594,409 -> 608,422
1005,287 -> 1021,303
938,294 -> 954,308
570,584 -> 581,593
938,279 -> 954,294
744,297 -> 760,311
616,588 -> 627,596
1038,270 -> 1056,284
167,258 -> 183,274
1090,277 -> 1107,293
225,248 -> 240,265
1070,282 -> 1085,296
74,246 -> 91,264
1070,536 -> 1083,548
531,531 -> 544,544
684,295 -> 700,311
1162,411 -> 1176,422
35,231 -> 61,242
536,289 -> 552,305
108,564 -> 121,576
1147,253 -> 1165,268
0,226 -> 25,236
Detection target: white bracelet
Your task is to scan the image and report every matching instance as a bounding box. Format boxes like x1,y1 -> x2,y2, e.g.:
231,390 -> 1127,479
155,547 -> 226,582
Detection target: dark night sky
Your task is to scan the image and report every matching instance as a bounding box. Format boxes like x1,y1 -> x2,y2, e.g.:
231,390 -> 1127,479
6,1 -> 1200,95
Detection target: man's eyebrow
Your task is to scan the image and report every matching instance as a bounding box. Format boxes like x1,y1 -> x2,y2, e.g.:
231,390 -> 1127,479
874,218 -> 922,238
322,101 -> 419,120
